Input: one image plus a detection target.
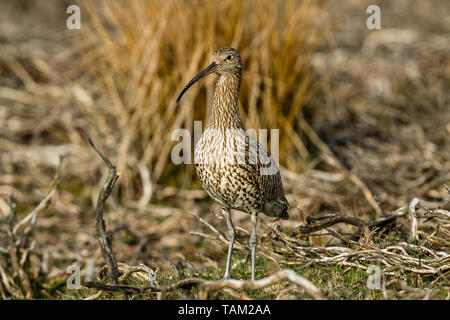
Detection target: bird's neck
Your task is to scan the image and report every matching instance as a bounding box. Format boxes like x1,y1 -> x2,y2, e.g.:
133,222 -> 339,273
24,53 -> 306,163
207,71 -> 244,131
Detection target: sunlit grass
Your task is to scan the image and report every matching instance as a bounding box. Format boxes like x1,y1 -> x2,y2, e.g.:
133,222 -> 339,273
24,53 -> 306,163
73,0 -> 323,201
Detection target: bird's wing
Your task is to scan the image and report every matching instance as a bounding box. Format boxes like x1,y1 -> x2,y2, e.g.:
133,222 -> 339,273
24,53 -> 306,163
245,133 -> 289,218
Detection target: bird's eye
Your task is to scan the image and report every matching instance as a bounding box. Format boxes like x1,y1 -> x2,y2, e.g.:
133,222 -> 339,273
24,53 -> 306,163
226,55 -> 232,60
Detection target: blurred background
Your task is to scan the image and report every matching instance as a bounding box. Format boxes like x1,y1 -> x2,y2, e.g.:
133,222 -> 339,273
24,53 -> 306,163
0,0 -> 448,299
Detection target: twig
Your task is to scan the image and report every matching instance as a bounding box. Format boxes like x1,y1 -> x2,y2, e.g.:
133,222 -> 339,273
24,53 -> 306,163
6,201 -> 32,299
82,277 -> 205,296
222,288 -> 252,300
409,198 -> 420,242
428,270 -> 450,289
292,207 -> 408,239
189,212 -> 245,251
199,269 -> 325,300
189,211 -> 278,263
292,213 -> 369,235
373,195 -> 388,217
88,138 -> 120,285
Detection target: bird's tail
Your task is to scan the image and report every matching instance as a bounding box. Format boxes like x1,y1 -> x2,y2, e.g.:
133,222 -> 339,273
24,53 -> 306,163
279,208 -> 289,220
264,199 -> 289,220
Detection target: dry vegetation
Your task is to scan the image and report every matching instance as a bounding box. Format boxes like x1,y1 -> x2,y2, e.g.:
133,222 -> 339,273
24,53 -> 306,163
0,0 -> 449,300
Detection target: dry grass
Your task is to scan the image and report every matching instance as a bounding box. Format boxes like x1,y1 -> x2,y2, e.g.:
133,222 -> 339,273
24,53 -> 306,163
69,0 -> 323,201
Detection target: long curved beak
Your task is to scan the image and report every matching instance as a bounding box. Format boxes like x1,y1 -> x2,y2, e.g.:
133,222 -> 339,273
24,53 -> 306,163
176,62 -> 217,103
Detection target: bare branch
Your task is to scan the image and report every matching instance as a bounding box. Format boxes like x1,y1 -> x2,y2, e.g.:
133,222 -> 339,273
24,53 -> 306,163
292,213 -> 369,236
89,138 -> 120,285
199,269 -> 325,300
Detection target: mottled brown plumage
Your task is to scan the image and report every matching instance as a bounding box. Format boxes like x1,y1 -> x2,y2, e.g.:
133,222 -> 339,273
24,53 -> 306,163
177,47 -> 289,280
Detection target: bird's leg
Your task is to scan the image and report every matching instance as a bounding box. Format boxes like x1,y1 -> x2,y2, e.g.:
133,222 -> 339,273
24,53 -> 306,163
221,208 -> 235,279
250,212 -> 258,281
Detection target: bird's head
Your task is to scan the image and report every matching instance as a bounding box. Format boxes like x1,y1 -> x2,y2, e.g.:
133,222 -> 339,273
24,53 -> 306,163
176,47 -> 241,103
210,47 -> 242,75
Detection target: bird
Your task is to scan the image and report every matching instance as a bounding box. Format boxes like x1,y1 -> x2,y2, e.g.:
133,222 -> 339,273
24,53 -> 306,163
176,47 -> 289,280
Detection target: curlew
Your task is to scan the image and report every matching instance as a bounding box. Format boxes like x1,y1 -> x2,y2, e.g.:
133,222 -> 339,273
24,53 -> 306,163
177,47 -> 289,280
